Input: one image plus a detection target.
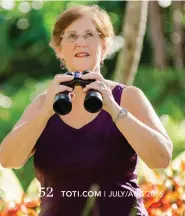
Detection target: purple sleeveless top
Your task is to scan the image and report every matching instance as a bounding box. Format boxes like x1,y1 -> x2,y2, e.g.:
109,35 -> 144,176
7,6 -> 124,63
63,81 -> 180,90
34,84 -> 148,216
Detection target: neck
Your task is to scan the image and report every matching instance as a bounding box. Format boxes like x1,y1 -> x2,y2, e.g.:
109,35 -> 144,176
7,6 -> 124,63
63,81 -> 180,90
71,86 -> 85,105
67,65 -> 101,74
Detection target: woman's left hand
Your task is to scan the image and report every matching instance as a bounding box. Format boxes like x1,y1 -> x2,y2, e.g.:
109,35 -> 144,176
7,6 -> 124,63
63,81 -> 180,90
82,72 -> 117,113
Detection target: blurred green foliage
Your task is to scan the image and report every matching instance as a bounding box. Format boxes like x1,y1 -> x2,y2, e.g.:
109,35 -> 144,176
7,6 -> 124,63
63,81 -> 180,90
0,1 -> 185,191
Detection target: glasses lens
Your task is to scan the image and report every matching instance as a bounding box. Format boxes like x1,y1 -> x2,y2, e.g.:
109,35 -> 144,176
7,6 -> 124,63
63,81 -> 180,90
84,32 -> 95,40
67,33 -> 78,42
62,30 -> 100,43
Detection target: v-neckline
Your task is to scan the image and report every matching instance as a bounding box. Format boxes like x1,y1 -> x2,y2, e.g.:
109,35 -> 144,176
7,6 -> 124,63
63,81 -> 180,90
56,109 -> 103,131
55,84 -> 119,131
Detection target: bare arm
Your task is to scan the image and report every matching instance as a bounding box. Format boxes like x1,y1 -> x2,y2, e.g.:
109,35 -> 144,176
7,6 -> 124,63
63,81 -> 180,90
109,86 -> 173,169
0,92 -> 52,169
0,74 -> 76,169
80,72 -> 173,169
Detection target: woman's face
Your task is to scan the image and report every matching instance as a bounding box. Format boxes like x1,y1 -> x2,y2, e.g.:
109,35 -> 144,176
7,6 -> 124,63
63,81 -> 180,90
58,16 -> 106,72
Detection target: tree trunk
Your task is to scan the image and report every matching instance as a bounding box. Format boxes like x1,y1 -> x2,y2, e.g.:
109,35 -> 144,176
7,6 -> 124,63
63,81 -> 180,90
148,1 -> 167,71
114,1 -> 149,85
172,1 -> 184,69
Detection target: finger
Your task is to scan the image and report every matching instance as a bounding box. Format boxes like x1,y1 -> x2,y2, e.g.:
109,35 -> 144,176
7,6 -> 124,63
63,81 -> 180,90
83,82 -> 104,93
81,72 -> 102,81
54,74 -> 74,84
55,85 -> 73,94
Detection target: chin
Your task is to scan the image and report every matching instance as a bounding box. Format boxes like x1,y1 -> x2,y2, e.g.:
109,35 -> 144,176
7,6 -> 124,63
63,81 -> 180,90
72,65 -> 92,72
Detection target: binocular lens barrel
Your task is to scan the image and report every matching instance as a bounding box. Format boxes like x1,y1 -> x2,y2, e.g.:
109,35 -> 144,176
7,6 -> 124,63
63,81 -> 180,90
84,91 -> 103,113
53,91 -> 72,115
53,90 -> 103,115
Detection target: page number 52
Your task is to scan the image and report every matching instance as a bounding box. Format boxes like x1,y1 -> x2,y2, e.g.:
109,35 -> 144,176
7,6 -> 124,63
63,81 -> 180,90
40,187 -> 53,197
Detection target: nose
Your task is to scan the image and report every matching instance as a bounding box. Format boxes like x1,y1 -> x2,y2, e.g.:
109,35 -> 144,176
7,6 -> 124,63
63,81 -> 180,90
76,36 -> 87,46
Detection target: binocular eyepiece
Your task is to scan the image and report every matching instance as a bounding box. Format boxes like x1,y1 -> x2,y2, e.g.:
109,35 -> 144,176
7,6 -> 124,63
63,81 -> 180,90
53,70 -> 103,115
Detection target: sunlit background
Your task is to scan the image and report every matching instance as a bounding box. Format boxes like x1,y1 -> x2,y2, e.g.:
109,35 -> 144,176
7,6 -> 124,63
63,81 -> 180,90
0,1 -> 185,215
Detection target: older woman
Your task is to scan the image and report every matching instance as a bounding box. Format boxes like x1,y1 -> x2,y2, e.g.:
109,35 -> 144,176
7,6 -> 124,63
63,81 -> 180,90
0,4 -> 173,216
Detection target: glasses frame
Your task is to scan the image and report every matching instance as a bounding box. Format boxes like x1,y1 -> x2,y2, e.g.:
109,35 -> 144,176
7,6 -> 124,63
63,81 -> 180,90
60,30 -> 102,43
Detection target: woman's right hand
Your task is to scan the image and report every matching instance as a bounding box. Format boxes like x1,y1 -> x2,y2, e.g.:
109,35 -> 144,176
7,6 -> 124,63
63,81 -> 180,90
43,74 -> 74,116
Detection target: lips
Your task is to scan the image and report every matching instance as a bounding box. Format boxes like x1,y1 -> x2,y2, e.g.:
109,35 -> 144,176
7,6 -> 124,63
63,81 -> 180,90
75,52 -> 90,57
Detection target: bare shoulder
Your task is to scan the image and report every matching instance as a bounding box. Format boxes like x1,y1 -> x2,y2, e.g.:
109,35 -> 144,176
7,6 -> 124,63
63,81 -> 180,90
12,91 -> 47,131
21,91 -> 47,113
24,90 -> 47,115
120,85 -> 144,108
122,85 -> 142,96
32,91 -> 47,105
104,81 -> 140,107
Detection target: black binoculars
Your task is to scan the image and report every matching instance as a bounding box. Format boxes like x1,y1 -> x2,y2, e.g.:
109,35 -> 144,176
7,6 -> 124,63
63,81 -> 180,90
53,70 -> 103,115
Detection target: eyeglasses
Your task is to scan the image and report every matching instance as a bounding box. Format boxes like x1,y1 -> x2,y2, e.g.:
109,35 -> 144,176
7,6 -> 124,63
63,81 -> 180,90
60,30 -> 101,43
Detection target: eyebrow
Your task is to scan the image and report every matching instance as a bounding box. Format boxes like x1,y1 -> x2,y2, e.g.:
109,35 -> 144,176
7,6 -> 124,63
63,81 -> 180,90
65,29 -> 96,34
